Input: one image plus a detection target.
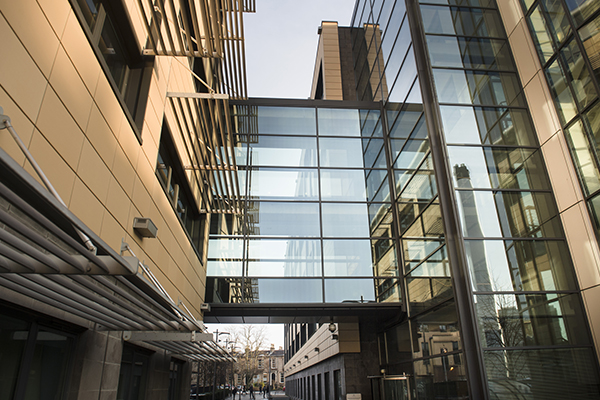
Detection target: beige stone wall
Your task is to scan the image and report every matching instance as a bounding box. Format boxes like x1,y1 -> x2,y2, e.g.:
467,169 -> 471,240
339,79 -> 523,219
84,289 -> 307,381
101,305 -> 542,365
0,0 -> 207,317
310,22 -> 344,100
498,0 -> 600,359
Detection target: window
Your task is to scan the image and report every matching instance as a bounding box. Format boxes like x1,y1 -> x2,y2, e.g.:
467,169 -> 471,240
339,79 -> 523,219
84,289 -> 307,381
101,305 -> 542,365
117,345 -> 150,400
72,0 -> 153,140
168,359 -> 184,400
0,311 -> 75,400
156,123 -> 206,255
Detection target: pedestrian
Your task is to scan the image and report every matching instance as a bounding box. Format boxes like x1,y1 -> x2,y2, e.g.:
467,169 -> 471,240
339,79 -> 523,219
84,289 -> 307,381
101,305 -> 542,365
249,385 -> 255,399
265,385 -> 270,399
232,387 -> 238,400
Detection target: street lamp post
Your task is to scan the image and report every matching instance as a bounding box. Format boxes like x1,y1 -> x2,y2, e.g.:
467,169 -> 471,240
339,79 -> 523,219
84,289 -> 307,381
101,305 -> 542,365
213,330 -> 230,400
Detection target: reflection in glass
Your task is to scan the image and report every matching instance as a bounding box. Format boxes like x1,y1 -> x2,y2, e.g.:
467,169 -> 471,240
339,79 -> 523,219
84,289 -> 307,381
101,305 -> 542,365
474,107 -> 536,146
323,240 -> 374,276
393,138 -> 430,169
485,147 -> 551,190
256,107 -> 316,135
449,146 -> 492,188
456,191 -> 502,238
247,136 -> 318,167
319,138 -> 365,167
495,191 -> 562,238
427,36 -> 513,70
560,39 -> 597,110
247,239 -> 321,277
359,109 -> 383,137
317,108 -> 361,136
411,302 -> 461,354
247,202 -> 320,237
420,5 -> 503,37
208,238 -> 243,259
475,293 -> 590,348
251,279 -> 323,303
320,170 -> 368,201
207,261 -> 243,276
528,5 -> 555,64
541,0 -> 571,45
434,69 -> 524,107
363,139 -> 386,168
249,169 -> 319,200
565,119 -> 600,195
440,106 -> 481,144
545,59 -> 578,124
322,203 -> 371,237
403,239 -> 445,271
369,203 -> 394,237
484,348 -> 600,400
324,279 -> 376,302
401,201 -> 445,237
376,278 -> 401,302
579,14 -> 600,82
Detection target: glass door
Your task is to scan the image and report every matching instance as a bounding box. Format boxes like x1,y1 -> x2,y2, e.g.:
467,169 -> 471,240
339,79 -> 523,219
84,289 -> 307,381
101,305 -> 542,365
370,376 -> 410,400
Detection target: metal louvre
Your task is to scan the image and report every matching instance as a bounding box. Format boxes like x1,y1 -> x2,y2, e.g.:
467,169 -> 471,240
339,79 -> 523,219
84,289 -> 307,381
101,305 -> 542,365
167,92 -> 242,215
137,0 -> 248,98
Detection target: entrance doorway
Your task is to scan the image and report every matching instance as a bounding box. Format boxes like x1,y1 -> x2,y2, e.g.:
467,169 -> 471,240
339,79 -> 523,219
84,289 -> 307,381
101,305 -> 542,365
369,376 -> 411,400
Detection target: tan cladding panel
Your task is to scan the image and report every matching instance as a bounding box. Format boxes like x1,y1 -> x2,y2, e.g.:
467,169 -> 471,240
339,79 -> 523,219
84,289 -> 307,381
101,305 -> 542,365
0,1 -> 207,316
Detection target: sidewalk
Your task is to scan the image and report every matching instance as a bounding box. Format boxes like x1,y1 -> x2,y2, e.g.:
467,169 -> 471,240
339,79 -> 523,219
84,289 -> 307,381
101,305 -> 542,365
227,391 -> 289,400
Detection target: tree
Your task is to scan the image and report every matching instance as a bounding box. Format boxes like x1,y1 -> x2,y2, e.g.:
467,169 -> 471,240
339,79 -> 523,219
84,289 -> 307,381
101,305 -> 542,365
228,325 -> 268,387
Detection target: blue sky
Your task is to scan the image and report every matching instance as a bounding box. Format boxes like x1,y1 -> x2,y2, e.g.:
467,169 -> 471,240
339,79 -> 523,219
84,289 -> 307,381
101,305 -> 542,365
244,0 -> 356,98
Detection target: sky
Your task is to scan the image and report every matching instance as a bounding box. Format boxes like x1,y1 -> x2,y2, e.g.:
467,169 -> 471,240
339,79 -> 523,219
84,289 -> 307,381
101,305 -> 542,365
205,1 -> 356,349
244,0 -> 356,98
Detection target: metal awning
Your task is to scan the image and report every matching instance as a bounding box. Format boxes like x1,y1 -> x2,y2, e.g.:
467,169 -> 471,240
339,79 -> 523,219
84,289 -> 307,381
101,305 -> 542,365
0,115 -> 233,362
137,0 -> 251,99
124,331 -> 236,361
167,92 -> 242,214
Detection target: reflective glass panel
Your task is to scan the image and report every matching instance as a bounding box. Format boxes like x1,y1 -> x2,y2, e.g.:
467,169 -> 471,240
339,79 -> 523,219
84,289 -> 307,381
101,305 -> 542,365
247,202 -> 320,237
389,48 -> 418,103
388,108 -> 423,139
448,146 -> 492,188
257,107 -> 316,135
317,108 -> 361,136
322,203 -> 371,237
541,0 -> 572,44
372,238 -> 398,276
411,303 -> 462,354
359,109 -> 383,137
475,107 -> 537,146
494,191 -> 562,238
376,278 -> 401,302
456,191 -> 503,237
484,348 -> 600,400
485,147 -> 551,190
466,239 -> 576,292
567,0 -> 600,26
324,279 -> 376,302
420,5 -> 503,37
247,136 -> 318,167
319,138 -> 365,167
441,106 -> 483,144
434,69 -> 524,107
393,138 -> 430,169
565,119 -> 600,195
366,170 -> 390,203
475,293 -> 589,348
402,201 -> 445,237
560,39 -> 597,109
545,59 -> 578,124
207,261 -> 243,276
363,138 -> 387,169
369,203 -> 394,237
208,238 -> 243,259
323,240 -> 374,276
249,279 -> 323,303
419,0 -> 494,6
403,239 -> 446,271
427,36 -> 513,70
249,169 -> 319,200
320,170 -> 368,201
247,239 -> 321,277
528,5 -> 555,64
579,14 -> 600,82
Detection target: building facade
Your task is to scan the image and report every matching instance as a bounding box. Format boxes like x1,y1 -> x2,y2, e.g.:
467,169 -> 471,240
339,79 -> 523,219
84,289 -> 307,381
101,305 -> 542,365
2,0 -> 600,400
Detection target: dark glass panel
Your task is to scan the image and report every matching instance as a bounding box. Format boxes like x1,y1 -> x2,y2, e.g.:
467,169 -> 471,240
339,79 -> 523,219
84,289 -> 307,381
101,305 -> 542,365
205,277 -> 245,303
588,192 -> 600,232
565,119 -> 600,195
420,0 -> 494,5
317,108 -> 361,136
383,323 -> 412,366
405,246 -> 452,311
475,293 -> 591,348
23,329 -> 73,400
247,136 -> 318,167
0,315 -> 30,400
247,239 -> 321,277
209,213 -> 244,235
434,69 -> 525,107
427,36 -> 513,70
484,348 -> 600,400
256,107 -> 316,135
249,168 -> 319,200
247,202 -> 320,237
495,191 -> 562,238
420,5 -> 503,37
411,303 -> 461,354
414,355 -> 468,399
567,0 -> 600,26
466,239 -> 577,292
74,0 -> 101,29
245,279 -> 323,303
560,39 -> 597,110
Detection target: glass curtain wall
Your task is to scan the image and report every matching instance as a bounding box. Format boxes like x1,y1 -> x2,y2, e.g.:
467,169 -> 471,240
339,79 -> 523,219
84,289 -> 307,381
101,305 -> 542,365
205,103 -> 401,304
352,0 -> 468,397
416,0 -> 599,399
519,0 -> 600,240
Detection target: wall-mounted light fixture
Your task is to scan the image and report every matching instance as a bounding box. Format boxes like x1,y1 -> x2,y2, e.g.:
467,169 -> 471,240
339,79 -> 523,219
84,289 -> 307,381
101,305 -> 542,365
304,355 -> 308,360
133,217 -> 158,238
314,347 -> 319,352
